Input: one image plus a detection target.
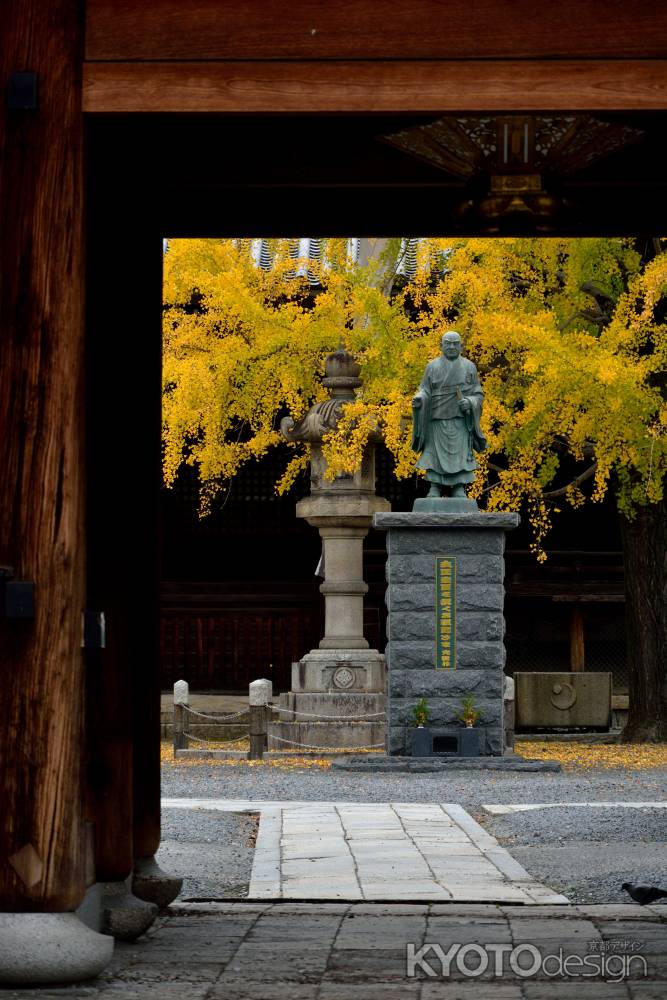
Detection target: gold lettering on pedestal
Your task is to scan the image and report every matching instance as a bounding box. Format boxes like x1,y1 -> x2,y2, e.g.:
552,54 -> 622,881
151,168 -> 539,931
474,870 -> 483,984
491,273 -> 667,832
435,556 -> 457,669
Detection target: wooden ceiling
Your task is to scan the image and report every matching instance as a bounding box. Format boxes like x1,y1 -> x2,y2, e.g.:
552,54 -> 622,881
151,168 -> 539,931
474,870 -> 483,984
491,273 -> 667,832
83,1 -> 667,235
87,111 -> 667,237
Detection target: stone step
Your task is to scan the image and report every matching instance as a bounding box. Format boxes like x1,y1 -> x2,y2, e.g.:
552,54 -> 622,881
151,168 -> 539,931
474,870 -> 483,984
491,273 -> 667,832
269,720 -> 385,752
276,691 -> 385,723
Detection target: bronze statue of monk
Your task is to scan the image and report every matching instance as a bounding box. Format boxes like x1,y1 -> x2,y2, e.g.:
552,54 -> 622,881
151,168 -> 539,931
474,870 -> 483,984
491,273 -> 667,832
412,331 -> 487,498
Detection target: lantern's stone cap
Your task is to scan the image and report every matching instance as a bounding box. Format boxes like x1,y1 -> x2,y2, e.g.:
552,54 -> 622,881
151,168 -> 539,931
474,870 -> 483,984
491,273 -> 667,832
373,511 -> 520,530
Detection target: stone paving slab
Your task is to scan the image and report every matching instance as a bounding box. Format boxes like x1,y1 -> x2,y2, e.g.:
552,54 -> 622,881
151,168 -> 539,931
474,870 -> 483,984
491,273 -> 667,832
483,802 -> 667,815
5,903 -> 665,999
242,800 -> 570,904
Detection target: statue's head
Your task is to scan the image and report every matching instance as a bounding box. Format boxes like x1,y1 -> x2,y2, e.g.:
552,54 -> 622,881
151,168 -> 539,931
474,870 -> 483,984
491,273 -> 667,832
440,330 -> 462,360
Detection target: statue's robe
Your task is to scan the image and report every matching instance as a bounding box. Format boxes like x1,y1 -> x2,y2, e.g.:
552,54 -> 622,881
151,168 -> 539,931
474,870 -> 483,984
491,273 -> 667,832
411,355 -> 487,487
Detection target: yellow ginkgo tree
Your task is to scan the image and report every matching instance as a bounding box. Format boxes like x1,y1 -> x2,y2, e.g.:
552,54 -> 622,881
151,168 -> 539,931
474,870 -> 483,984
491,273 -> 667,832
163,236 -> 666,741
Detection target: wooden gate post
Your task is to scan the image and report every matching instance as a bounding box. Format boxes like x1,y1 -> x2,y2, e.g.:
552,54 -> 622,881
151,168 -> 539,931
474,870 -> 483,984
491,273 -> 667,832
0,0 -> 113,983
85,213 -> 179,915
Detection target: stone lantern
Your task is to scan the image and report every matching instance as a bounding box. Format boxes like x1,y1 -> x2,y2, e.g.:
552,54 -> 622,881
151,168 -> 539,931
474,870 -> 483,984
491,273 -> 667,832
270,350 -> 390,750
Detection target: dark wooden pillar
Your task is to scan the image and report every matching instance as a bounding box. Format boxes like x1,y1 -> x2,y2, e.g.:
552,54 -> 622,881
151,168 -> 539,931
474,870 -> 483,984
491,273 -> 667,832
84,218 -> 133,883
569,605 -> 585,672
130,238 -> 164,866
85,170 -> 163,879
0,2 -> 87,911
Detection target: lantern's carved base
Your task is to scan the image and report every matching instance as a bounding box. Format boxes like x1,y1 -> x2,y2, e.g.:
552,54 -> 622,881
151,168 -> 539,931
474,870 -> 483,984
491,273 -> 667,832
0,913 -> 113,985
290,648 -> 386,693
132,855 -> 183,908
270,649 -> 386,752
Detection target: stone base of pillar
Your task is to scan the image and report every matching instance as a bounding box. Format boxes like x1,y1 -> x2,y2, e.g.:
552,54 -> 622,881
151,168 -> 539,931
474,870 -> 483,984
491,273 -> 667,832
100,877 -> 158,941
290,649 -> 386,693
132,855 -> 183,908
269,718 -> 385,751
270,650 -> 386,752
0,913 -> 114,985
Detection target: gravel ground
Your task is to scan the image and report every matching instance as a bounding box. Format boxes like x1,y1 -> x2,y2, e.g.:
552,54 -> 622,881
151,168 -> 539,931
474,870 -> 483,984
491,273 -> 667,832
162,761 -> 667,809
161,763 -> 667,904
481,806 -> 667,905
156,806 -> 258,901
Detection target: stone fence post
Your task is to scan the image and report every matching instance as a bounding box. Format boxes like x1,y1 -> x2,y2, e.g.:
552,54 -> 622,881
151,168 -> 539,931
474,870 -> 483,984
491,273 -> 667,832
248,678 -> 272,760
173,679 -> 189,752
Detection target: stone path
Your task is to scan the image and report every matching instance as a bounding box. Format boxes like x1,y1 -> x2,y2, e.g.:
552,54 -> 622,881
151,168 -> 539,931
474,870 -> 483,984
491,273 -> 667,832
163,798 -> 567,904
483,802 -> 667,815
7,901 -> 667,998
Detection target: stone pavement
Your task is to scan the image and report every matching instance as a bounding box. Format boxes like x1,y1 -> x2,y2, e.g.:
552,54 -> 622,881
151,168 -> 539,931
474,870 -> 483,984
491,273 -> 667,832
483,803 -> 667,815
164,798 -> 567,903
4,902 -> 666,998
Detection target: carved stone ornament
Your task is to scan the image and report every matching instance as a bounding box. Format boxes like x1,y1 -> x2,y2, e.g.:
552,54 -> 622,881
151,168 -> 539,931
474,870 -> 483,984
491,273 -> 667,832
550,682 -> 577,711
332,666 -> 356,689
280,349 -> 361,444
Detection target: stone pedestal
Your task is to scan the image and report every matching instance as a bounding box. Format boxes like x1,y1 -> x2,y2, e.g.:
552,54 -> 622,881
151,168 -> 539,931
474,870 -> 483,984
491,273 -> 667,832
374,510 -> 519,756
270,496 -> 389,751
271,651 -> 386,750
289,648 -> 385,692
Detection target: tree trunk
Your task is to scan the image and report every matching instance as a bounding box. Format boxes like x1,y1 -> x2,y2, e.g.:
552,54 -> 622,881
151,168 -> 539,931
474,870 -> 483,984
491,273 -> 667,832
619,500 -> 667,742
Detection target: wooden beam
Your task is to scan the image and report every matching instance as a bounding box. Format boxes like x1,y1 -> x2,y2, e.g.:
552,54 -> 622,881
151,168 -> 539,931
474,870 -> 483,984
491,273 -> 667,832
0,1 -> 87,911
569,606 -> 586,672
85,1 -> 667,62
553,595 -> 625,602
83,60 -> 667,113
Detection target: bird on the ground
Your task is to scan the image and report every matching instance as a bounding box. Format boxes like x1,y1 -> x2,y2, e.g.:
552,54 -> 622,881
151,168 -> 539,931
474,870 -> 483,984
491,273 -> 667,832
622,883 -> 667,905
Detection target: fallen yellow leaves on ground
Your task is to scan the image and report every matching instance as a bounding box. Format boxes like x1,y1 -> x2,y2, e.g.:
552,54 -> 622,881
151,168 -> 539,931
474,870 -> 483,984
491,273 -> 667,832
160,740 -> 667,772
161,740 -> 333,770
517,740 -> 667,771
